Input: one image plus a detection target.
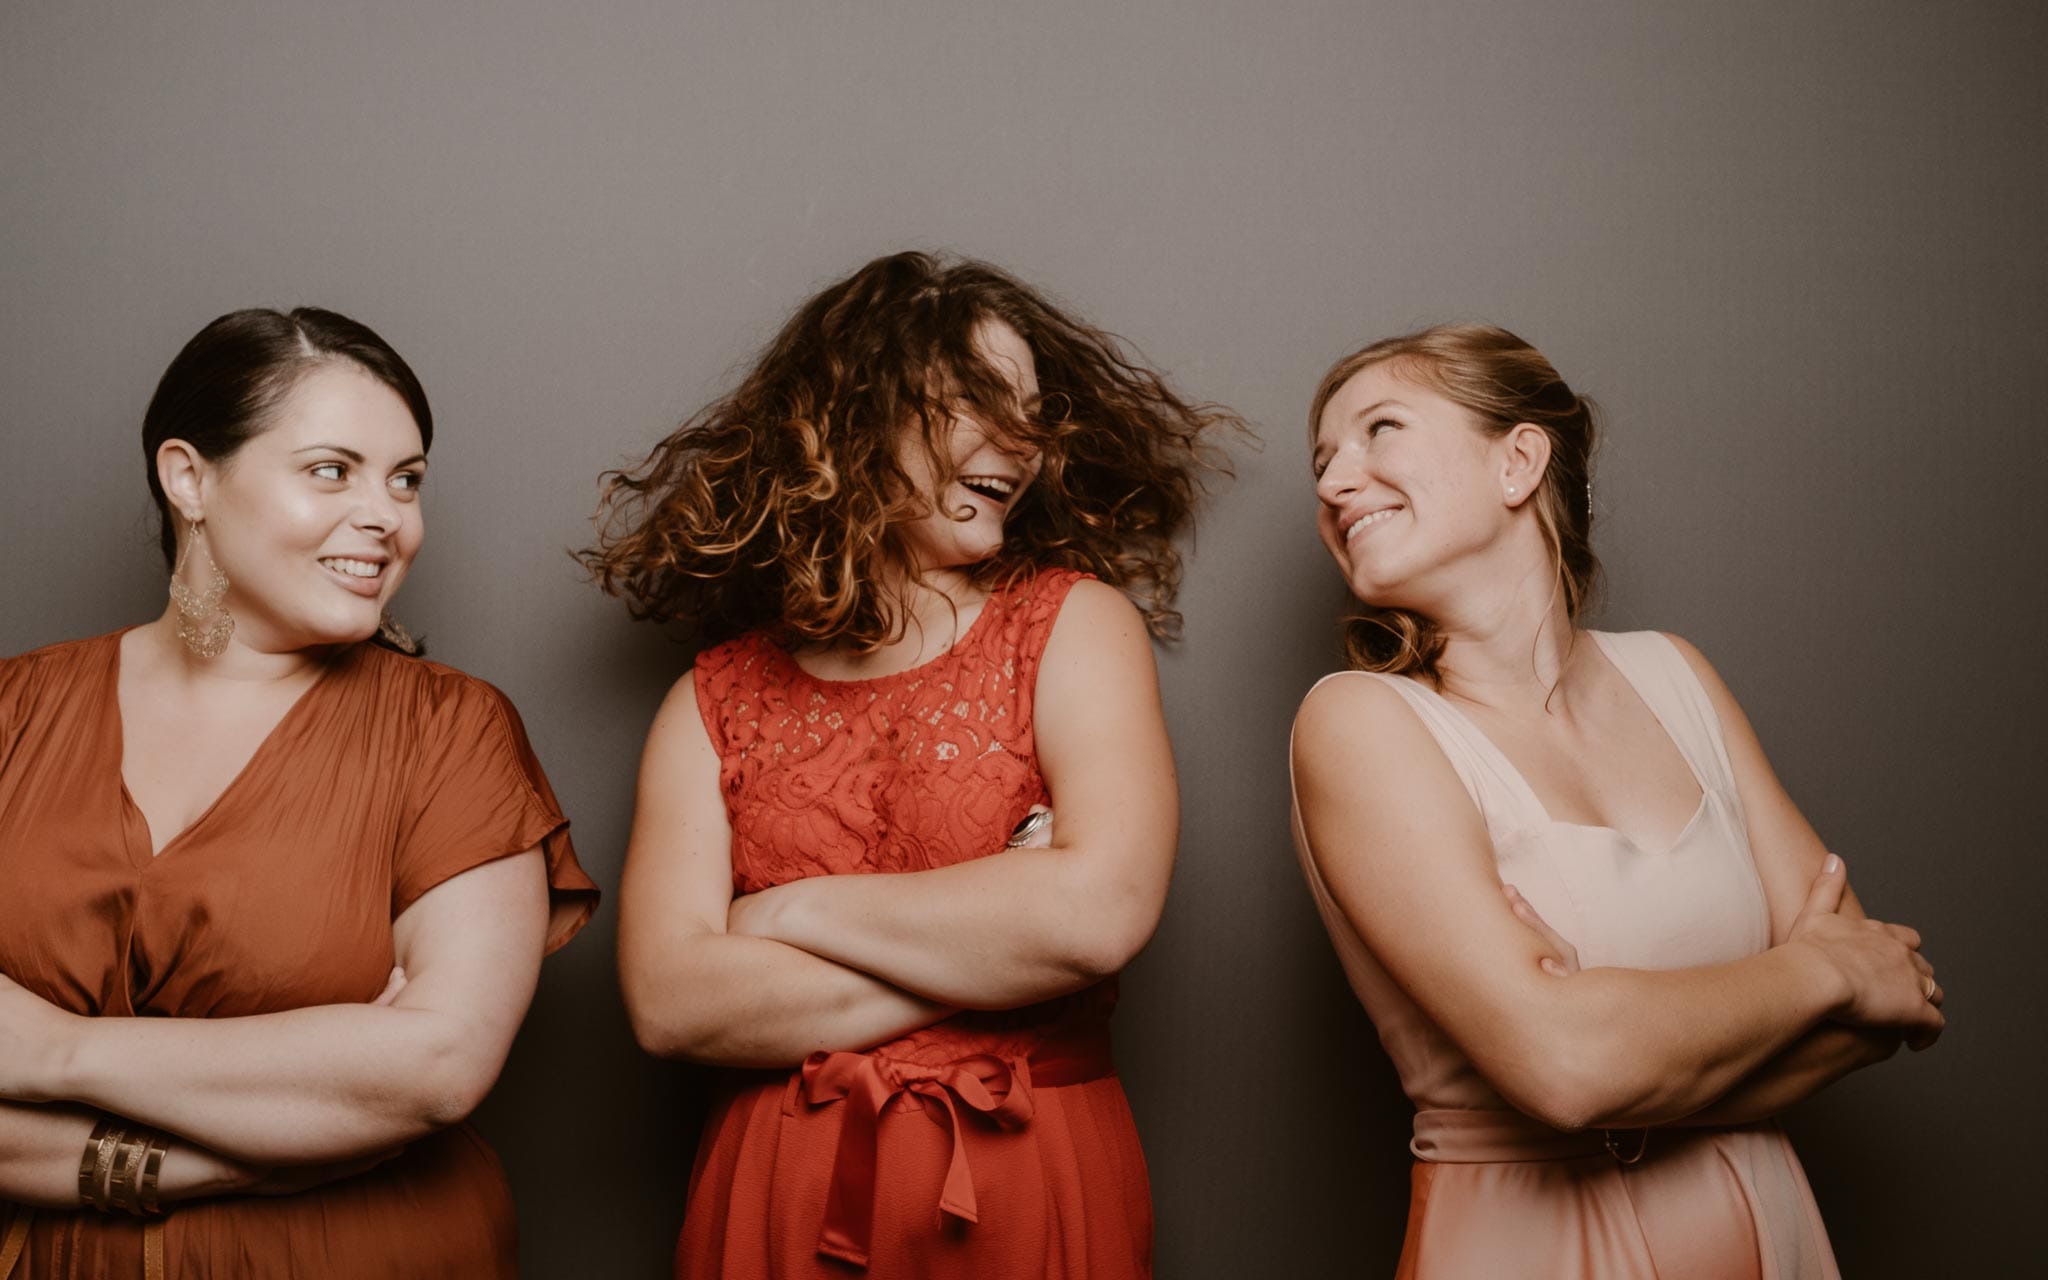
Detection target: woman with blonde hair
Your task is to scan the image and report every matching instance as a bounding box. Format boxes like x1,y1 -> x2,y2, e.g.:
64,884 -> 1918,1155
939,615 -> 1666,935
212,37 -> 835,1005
590,251 -> 1232,1278
1290,323 -> 1941,1277
0,307 -> 597,1278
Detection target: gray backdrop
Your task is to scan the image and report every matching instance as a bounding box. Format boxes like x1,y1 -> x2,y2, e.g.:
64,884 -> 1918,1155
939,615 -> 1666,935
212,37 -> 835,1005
3,2 -> 2041,1275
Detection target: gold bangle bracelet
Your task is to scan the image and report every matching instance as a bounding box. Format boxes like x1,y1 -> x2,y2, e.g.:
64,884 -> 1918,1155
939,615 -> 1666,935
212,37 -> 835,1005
76,1116 -> 115,1209
80,1118 -> 128,1212
137,1135 -> 168,1216
109,1130 -> 153,1216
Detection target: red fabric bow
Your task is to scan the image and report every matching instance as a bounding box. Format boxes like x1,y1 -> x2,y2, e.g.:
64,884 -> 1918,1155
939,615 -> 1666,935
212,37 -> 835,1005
799,1050 -> 1037,1269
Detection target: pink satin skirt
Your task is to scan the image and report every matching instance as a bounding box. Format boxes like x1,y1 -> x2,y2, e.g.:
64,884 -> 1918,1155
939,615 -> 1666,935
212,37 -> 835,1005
1397,1110 -> 1839,1280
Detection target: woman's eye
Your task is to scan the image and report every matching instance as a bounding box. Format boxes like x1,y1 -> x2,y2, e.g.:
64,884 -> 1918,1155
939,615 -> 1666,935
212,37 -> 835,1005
311,462 -> 346,481
1368,418 -> 1399,437
391,472 -> 425,493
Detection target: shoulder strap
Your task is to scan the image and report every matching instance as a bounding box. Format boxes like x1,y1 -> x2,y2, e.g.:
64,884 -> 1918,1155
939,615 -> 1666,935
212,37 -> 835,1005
1305,670 -> 1550,839
1588,631 -> 1742,803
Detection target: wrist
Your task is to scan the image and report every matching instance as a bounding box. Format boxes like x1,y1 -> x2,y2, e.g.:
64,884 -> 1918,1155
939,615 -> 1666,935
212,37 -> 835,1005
35,1011 -> 91,1103
1778,937 -> 1851,1020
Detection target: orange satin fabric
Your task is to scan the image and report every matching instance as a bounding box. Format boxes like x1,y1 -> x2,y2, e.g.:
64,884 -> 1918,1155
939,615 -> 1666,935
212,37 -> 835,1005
678,570 -> 1152,1278
0,631 -> 598,1279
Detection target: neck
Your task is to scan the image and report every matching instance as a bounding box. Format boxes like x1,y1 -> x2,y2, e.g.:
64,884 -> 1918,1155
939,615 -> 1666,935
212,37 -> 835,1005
138,604 -> 329,686
1426,545 -> 1580,715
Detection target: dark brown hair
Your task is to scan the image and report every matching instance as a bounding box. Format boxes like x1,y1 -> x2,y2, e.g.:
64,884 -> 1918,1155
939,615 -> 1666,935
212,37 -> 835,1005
1309,323 -> 1600,682
582,251 -> 1238,647
142,307 -> 433,566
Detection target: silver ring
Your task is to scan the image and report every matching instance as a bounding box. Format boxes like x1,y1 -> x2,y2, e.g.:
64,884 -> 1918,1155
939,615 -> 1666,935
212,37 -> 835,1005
1006,809 -> 1052,848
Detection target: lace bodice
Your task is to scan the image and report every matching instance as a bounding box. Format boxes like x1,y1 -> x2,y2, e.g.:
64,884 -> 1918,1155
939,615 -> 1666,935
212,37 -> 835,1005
693,568 -> 1116,1063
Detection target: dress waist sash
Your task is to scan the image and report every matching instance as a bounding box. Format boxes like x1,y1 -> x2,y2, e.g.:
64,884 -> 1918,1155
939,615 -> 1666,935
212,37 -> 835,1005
1411,1108 -> 1659,1165
790,1030 -> 1116,1271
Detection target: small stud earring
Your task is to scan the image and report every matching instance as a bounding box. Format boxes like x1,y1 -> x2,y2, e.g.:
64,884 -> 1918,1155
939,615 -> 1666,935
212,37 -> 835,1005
1506,485 -> 1519,497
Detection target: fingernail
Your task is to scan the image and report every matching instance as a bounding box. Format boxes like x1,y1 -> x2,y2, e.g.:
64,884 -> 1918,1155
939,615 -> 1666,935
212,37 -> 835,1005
1823,855 -> 1841,874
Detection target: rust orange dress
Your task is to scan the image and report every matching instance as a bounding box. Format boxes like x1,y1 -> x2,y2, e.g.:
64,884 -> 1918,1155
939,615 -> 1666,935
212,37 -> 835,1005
678,568 -> 1152,1279
0,630 -> 598,1279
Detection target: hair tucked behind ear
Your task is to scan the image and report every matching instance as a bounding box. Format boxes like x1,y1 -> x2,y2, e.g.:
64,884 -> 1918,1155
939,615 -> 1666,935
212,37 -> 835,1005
1307,323 -> 1600,684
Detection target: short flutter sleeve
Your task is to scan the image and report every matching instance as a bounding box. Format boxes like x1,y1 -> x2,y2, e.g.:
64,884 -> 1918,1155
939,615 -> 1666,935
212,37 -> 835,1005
395,671 -> 599,954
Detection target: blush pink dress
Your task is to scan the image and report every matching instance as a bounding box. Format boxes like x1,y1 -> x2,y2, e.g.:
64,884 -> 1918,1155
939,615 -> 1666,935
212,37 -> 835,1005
1292,630 -> 1839,1279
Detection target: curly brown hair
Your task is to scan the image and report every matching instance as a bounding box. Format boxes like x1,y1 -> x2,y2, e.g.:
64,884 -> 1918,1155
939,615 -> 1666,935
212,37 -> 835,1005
582,251 -> 1238,647
1309,323 -> 1601,683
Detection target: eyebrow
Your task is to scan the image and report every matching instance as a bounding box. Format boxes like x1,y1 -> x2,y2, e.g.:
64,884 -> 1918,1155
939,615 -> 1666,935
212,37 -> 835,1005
295,444 -> 429,469
1349,398 -> 1408,422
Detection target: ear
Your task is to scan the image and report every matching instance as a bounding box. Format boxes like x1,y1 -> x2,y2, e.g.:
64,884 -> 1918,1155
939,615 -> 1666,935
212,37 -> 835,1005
156,439 -> 209,528
1500,423 -> 1552,508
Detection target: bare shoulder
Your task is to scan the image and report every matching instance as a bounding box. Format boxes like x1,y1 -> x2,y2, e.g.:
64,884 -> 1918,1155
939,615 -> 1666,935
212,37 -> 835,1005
1293,671 -> 1423,761
1042,578 -> 1152,670
640,667 -> 718,769
1654,631 -> 1750,718
1292,672 -> 1451,807
1049,577 -> 1146,636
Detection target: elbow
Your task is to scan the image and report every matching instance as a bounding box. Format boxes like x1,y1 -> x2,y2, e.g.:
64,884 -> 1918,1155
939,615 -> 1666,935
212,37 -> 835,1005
1484,1038 -> 1643,1135
414,1029 -> 506,1130
1061,900 -> 1162,988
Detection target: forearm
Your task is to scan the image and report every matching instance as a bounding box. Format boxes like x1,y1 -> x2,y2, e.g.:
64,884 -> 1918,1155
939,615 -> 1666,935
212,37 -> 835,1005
744,851 -> 1154,1010
1508,944 -> 1843,1131
625,932 -> 954,1069
44,1005 -> 473,1165
1674,1025 -> 1900,1127
0,1101 -> 247,1209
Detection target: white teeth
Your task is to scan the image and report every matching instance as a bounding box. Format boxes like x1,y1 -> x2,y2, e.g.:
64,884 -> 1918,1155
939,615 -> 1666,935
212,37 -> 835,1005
959,475 -> 1018,497
1344,508 -> 1400,541
320,558 -> 382,579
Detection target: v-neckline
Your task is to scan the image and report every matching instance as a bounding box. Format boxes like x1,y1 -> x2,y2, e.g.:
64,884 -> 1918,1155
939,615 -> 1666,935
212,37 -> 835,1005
108,628 -> 346,866
1417,631 -> 1711,858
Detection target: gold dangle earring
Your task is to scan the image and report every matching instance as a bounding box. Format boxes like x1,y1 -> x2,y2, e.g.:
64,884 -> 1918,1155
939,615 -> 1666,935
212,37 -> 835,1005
169,520 -> 235,658
377,610 -> 419,655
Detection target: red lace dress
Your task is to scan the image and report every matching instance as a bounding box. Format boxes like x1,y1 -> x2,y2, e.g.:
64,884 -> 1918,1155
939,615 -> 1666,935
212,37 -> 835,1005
677,569 -> 1152,1279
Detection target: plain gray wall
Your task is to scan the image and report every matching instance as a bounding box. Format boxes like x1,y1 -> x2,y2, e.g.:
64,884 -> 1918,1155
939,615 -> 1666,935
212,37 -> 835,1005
3,2 -> 2041,1275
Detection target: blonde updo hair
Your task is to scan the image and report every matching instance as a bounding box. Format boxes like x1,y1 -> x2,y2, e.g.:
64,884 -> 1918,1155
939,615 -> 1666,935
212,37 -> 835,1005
1308,323 -> 1601,683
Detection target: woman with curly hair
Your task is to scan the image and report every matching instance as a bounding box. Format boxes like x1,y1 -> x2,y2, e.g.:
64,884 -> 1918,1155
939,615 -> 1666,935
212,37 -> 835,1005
588,251 -> 1231,1279
1289,324 -> 1942,1277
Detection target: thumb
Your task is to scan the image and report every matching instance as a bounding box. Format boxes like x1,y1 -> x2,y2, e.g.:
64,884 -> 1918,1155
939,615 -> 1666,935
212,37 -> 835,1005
1798,855 -> 1847,921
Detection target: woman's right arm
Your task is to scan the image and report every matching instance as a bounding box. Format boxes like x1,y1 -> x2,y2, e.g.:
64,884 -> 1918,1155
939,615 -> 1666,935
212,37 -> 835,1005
616,671 -> 954,1069
1290,675 -> 1941,1133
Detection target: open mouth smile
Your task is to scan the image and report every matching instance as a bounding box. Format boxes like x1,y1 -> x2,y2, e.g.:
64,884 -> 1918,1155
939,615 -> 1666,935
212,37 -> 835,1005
957,475 -> 1021,504
1343,505 -> 1402,542
319,557 -> 387,595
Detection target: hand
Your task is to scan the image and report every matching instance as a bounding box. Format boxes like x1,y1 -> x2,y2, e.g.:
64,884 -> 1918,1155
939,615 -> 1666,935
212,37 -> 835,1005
1787,857 -> 1944,1045
1502,884 -> 1580,977
370,966 -> 408,1006
238,1147 -> 407,1197
0,969 -> 82,1102
726,883 -> 795,940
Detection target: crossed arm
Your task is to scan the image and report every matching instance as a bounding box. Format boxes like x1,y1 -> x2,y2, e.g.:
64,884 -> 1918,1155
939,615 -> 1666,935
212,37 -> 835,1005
1290,637 -> 1941,1133
618,580 -> 1179,1068
0,850 -> 548,1206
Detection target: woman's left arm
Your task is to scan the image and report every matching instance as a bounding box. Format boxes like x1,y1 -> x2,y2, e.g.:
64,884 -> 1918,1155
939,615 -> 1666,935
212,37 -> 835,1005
1,850 -> 547,1164
1515,635 -> 1937,1125
726,581 -> 1179,1010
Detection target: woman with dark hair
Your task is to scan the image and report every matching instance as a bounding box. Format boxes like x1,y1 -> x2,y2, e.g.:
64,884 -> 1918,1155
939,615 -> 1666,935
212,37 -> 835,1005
591,251 -> 1233,1278
0,308 -> 597,1278
1289,324 -> 1942,1278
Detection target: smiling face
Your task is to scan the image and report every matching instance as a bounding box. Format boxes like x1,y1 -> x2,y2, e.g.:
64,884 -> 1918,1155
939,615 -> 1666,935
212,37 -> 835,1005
168,362 -> 428,652
893,318 -> 1045,575
1311,360 -> 1522,607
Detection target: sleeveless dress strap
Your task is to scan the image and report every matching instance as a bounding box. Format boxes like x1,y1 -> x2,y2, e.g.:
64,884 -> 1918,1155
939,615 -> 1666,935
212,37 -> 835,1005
1588,631 -> 1744,817
1302,670 -> 1550,838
